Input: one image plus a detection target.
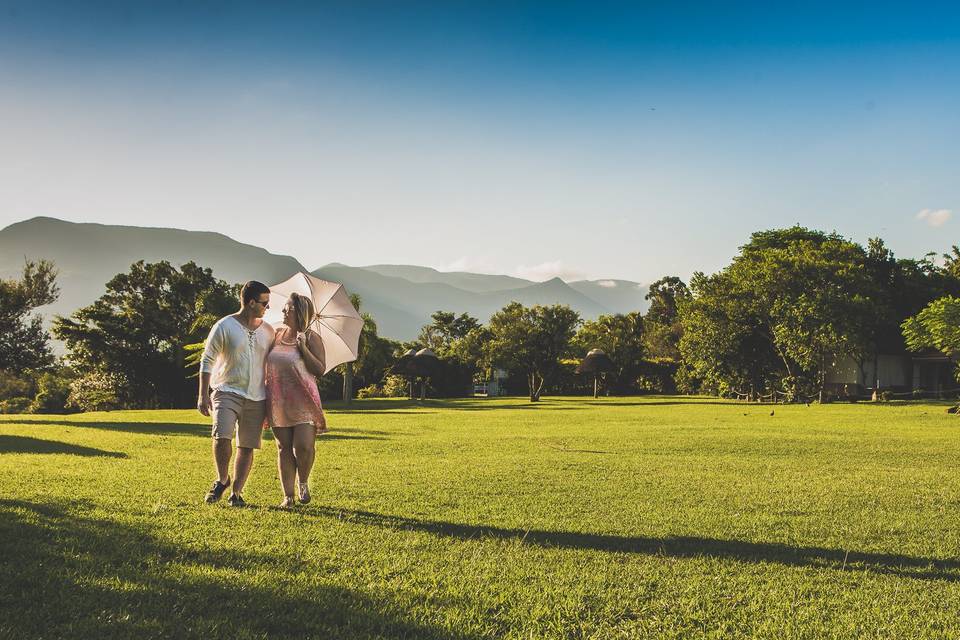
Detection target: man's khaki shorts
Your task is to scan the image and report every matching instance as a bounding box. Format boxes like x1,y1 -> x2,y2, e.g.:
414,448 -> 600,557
211,390 -> 265,449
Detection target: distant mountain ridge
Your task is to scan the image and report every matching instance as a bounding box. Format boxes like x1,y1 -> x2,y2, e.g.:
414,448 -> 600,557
1,217 -> 649,341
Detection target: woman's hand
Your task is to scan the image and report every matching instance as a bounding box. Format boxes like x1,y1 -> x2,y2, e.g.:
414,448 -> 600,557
296,332 -> 309,356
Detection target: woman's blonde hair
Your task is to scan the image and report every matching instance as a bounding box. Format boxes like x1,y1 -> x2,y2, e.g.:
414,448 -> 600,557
289,292 -> 316,332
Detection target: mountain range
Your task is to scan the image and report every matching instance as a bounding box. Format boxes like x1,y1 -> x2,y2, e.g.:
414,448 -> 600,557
1,217 -> 649,341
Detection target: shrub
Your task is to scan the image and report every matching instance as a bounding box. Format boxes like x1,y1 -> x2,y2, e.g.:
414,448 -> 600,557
356,384 -> 384,399
67,371 -> 130,412
0,370 -> 35,402
30,371 -> 75,414
0,397 -> 32,414
381,375 -> 409,398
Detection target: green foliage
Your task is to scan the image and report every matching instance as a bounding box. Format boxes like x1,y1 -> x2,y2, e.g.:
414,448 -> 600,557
0,396 -> 32,414
66,371 -> 131,412
573,312 -> 645,392
0,369 -> 35,401
0,259 -> 59,372
417,311 -> 481,355
643,276 -> 690,361
679,227 -> 883,398
902,296 -> 960,380
29,370 -> 75,414
485,302 -> 580,401
415,311 -> 485,397
53,261 -> 237,408
339,294 -> 400,400
381,373 -> 410,397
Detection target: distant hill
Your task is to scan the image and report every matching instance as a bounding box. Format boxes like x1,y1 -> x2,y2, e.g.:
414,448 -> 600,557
569,280 -> 649,315
360,264 -> 534,293
1,217 -> 650,342
0,217 -> 307,327
311,264 -> 618,339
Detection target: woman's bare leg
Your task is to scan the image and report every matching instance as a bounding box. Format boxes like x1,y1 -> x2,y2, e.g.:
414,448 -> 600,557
272,427 -> 297,501
292,423 -> 316,487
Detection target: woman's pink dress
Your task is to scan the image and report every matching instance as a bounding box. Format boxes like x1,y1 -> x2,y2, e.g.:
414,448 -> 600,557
264,327 -> 327,435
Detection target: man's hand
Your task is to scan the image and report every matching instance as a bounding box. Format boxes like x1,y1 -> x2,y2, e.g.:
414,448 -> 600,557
198,393 -> 211,416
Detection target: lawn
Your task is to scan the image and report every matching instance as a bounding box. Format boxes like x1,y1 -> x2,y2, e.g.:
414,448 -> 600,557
2,396 -> 960,639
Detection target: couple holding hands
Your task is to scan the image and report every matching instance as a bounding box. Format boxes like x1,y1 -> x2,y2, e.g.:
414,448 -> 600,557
198,280 -> 327,508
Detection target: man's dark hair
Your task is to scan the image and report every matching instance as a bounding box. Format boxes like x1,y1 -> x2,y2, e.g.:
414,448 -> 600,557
240,281 -> 270,305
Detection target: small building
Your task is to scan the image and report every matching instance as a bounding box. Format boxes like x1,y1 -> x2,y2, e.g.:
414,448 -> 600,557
825,349 -> 955,397
474,369 -> 508,396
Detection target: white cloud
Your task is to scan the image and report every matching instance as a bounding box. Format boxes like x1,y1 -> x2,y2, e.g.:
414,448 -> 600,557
596,280 -> 618,288
916,208 -> 952,228
434,256 -> 499,274
513,261 -> 587,282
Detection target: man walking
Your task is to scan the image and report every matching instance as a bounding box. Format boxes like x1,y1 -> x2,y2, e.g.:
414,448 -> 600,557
198,281 -> 275,506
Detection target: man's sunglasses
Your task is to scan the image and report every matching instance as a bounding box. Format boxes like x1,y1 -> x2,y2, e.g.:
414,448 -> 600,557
255,299 -> 270,308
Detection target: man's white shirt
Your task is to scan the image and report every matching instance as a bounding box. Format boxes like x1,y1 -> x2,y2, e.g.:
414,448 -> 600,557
200,316 -> 275,401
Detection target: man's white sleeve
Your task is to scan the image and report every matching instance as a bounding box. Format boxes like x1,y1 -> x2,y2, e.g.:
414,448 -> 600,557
199,323 -> 223,374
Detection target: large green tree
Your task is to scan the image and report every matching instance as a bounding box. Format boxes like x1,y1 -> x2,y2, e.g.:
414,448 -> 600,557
0,259 -> 59,373
485,302 -> 580,401
679,227 -> 882,400
53,261 -> 236,408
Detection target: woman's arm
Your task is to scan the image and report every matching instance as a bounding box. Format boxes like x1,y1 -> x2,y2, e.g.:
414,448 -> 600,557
298,331 -> 326,378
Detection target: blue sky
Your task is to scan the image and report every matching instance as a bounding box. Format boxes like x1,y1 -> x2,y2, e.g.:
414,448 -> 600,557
1,1 -> 958,283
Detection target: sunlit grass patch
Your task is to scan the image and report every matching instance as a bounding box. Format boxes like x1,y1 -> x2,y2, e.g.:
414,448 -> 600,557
2,396 -> 960,638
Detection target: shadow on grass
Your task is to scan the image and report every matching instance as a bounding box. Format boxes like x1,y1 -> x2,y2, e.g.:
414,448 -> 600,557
0,435 -> 127,458
0,499 -> 479,640
0,420 -> 388,441
314,507 -> 960,583
325,398 -> 582,412
1,419 -> 210,437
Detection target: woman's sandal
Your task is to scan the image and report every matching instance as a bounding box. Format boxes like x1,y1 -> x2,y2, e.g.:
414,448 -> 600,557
297,482 -> 311,504
280,496 -> 296,509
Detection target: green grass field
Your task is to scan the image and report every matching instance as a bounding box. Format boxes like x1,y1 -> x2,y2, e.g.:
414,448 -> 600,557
2,396 -> 960,639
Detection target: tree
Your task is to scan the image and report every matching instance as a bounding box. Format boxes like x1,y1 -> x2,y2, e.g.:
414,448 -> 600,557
0,259 -> 59,372
485,302 -> 580,401
902,296 -> 960,380
53,261 -> 236,408
352,310 -> 400,395
338,293 -> 396,403
418,311 -> 481,356
643,277 -> 690,360
415,311 -> 484,397
679,227 -> 881,400
573,312 -> 645,392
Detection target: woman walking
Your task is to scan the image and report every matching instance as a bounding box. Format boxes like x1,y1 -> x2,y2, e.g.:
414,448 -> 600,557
264,292 -> 328,508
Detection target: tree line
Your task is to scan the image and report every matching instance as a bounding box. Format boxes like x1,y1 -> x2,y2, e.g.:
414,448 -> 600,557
2,225 -> 959,412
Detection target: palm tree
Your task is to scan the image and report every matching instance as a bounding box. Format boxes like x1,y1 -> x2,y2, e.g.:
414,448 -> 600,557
342,293 -> 376,404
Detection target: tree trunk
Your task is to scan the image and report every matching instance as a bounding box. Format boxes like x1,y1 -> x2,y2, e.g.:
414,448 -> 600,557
343,363 -> 353,405
532,373 -> 544,401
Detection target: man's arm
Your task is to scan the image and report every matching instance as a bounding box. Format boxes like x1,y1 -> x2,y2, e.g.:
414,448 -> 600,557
198,372 -> 212,416
198,322 -> 223,415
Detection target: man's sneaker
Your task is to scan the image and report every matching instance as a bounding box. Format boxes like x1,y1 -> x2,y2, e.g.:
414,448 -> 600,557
227,493 -> 246,508
204,479 -> 230,504
297,482 -> 311,505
